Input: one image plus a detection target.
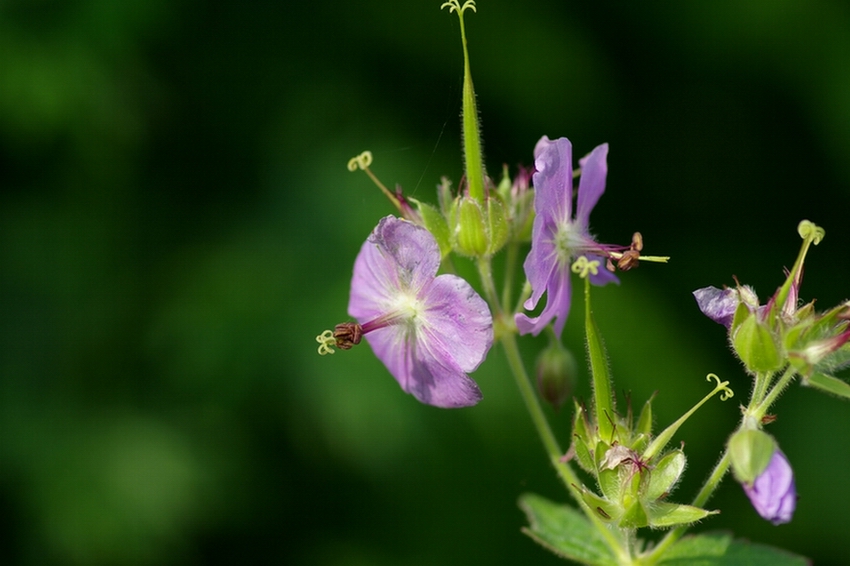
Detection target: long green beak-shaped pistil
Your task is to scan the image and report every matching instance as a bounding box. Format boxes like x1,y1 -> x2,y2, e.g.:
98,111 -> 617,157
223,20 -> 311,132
442,0 -> 486,203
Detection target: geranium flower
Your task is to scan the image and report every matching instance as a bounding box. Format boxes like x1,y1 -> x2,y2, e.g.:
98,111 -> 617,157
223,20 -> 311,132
347,215 -> 493,408
742,450 -> 796,525
516,136 -> 619,337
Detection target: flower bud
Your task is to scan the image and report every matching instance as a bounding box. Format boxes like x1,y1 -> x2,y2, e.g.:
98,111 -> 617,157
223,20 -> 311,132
450,196 -> 488,257
535,343 -> 578,411
732,311 -> 783,374
742,449 -> 796,525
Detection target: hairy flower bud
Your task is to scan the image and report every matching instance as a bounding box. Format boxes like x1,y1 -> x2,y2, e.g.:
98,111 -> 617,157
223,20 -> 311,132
741,449 -> 796,525
535,343 -> 578,411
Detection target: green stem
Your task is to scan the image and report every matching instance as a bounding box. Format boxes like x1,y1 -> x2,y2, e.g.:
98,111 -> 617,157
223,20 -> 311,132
477,257 -> 502,316
499,332 -> 629,563
501,241 -> 519,313
644,451 -> 731,563
750,365 -> 796,422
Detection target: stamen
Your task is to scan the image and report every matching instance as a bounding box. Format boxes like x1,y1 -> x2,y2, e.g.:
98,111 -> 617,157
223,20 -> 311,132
316,322 -> 365,355
608,232 -> 670,270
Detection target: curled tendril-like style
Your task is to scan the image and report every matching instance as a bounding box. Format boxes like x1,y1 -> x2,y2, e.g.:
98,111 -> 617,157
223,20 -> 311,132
316,330 -> 337,355
347,151 -> 373,172
797,219 -> 825,246
571,256 -> 600,279
441,0 -> 476,15
706,373 -> 734,401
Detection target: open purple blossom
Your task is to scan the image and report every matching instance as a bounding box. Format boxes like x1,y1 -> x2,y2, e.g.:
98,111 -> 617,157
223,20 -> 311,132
348,215 -> 493,408
742,450 -> 796,525
515,136 -> 619,338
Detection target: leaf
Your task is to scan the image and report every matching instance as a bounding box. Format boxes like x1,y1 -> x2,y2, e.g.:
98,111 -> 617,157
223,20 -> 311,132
518,493 -> 616,565
658,532 -> 810,565
805,372 -> 850,400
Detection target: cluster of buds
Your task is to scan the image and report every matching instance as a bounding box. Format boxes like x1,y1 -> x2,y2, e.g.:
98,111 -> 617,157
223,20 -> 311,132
568,372 -> 732,529
694,220 -> 850,398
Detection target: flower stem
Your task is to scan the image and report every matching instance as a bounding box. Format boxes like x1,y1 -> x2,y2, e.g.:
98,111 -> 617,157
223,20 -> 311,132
499,332 -> 629,562
644,450 -> 731,563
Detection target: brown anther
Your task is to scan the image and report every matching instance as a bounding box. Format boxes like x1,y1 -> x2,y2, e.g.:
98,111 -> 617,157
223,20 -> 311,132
761,414 -> 777,425
617,249 -> 641,271
631,232 -> 644,252
333,322 -> 363,350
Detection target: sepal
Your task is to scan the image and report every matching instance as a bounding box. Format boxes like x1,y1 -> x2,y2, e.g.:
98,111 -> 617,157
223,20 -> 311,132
729,429 -> 776,485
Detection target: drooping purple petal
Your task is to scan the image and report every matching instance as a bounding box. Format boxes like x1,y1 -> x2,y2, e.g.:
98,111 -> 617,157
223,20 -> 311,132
575,144 -> 608,223
516,263 -> 572,337
693,286 -> 739,328
348,216 -> 493,408
742,450 -> 796,525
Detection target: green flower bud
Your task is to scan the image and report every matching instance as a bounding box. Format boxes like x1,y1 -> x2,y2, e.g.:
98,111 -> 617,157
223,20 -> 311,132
729,429 -> 776,485
450,196 -> 488,256
535,343 -> 578,412
732,312 -> 783,374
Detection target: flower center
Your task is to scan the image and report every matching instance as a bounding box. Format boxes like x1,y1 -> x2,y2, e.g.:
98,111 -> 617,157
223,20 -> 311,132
553,220 -> 588,266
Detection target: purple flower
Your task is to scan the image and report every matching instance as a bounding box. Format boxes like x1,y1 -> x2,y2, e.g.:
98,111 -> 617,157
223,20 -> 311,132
348,216 -> 493,408
742,450 -> 796,525
515,136 -> 619,337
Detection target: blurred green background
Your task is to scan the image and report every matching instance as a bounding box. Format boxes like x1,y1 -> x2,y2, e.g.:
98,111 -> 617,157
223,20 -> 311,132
2,0 -> 849,564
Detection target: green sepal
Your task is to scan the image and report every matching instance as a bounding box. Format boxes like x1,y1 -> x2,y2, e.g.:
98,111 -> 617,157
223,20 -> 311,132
729,429 -> 775,484
518,493 -> 617,565
636,394 -> 654,439
804,372 -> 850,400
645,450 -> 685,501
619,500 -> 649,529
410,198 -> 451,258
485,194 -> 510,255
733,314 -> 783,373
661,532 -> 809,565
450,196 -> 488,257
578,485 -> 618,523
645,501 -> 717,529
597,467 -> 621,503
730,299 -> 751,335
571,401 -> 596,473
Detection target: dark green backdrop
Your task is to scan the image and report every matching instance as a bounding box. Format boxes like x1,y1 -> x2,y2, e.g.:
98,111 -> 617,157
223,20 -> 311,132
2,0 -> 849,564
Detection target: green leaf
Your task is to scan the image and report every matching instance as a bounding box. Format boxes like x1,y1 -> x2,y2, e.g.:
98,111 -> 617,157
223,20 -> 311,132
804,372 -> 850,399
518,493 -> 616,565
646,502 -> 717,528
659,532 -> 810,565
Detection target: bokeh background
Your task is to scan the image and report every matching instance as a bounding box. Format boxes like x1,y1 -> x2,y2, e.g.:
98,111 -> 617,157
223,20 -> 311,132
2,0 -> 850,564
